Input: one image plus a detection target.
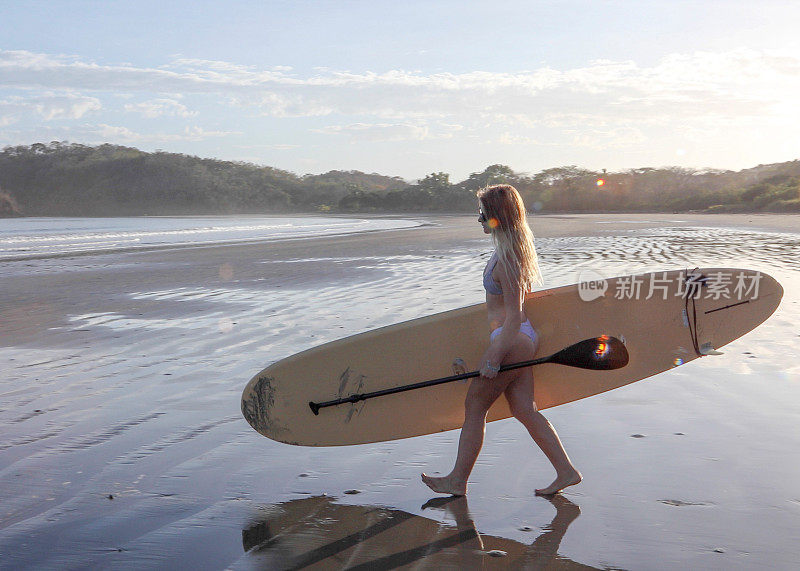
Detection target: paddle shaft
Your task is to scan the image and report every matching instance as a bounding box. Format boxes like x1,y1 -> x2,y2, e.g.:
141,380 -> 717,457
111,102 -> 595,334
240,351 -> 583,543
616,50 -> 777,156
309,354 -> 551,415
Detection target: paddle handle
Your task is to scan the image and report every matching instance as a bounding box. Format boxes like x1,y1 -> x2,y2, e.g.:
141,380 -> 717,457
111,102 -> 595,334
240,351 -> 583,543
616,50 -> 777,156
308,355 -> 549,415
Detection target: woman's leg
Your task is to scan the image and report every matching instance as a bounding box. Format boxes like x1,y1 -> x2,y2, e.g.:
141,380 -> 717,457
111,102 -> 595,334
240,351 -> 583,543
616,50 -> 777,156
422,363 -> 515,495
504,369 -> 582,495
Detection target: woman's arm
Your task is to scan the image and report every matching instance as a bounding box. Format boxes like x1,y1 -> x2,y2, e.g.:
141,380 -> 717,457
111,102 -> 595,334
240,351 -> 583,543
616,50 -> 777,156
480,262 -> 524,379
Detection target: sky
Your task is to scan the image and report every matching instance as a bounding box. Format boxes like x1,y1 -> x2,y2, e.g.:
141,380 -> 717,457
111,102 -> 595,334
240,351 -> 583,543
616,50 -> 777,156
1,0 -> 800,182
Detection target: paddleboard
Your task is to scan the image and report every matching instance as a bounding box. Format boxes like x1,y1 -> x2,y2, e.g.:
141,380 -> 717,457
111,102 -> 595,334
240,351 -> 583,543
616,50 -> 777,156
242,268 -> 782,446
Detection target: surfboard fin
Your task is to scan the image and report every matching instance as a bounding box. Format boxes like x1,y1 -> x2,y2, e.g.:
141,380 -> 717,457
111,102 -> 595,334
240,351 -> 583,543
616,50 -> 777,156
699,342 -> 723,356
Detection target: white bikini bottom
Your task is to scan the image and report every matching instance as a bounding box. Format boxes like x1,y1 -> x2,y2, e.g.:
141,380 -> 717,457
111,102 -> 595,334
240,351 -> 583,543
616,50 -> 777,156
490,319 -> 537,343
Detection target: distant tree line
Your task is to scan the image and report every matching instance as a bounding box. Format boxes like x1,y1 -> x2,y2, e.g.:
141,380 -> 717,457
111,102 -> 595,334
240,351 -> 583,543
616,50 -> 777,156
1,142 -> 799,217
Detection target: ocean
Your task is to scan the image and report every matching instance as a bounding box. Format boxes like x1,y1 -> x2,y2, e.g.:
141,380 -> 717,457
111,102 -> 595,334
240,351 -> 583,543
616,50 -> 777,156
0,215 -> 422,260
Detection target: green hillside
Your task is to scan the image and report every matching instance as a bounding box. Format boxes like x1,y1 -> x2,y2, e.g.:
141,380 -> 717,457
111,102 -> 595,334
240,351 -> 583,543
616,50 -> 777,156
1,142 -> 798,216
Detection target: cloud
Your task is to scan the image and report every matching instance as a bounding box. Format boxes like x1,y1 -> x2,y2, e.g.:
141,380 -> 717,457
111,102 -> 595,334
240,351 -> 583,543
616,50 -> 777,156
34,94 -> 101,119
124,98 -> 196,118
494,132 -> 542,146
2,47 -> 800,160
316,123 -> 430,142
4,47 -> 799,109
95,123 -> 142,140
0,123 -> 239,148
94,124 -> 239,142
230,92 -> 333,118
0,93 -> 101,122
314,122 -> 463,143
571,126 -> 648,150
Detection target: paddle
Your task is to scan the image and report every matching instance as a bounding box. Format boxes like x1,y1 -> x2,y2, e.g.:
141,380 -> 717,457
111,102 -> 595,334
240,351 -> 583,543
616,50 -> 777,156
309,335 -> 628,415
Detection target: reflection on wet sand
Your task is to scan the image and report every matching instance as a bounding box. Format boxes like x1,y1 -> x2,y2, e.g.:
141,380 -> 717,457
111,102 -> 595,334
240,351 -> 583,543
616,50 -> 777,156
242,494 -> 604,569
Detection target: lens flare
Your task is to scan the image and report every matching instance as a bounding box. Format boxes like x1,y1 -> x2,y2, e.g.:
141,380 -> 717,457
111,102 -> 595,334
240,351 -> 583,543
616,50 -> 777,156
592,334 -> 612,359
488,217 -> 499,229
219,263 -> 234,281
218,317 -> 234,333
673,357 -> 684,367
596,179 -> 606,187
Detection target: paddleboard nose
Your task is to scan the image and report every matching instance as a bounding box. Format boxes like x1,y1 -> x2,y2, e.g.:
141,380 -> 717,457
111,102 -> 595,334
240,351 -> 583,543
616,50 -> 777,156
241,375 -> 276,436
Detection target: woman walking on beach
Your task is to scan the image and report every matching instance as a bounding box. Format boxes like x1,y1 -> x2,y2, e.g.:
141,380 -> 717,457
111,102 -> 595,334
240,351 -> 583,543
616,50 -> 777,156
422,184 -> 581,496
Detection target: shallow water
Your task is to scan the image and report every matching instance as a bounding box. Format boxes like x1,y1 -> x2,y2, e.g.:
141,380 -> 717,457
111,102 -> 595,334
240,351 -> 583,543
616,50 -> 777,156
1,216 -> 798,569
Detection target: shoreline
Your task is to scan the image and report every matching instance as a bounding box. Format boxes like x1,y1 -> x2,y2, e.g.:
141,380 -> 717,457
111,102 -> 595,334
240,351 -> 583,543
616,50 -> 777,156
0,220 -> 435,263
2,212 -> 797,264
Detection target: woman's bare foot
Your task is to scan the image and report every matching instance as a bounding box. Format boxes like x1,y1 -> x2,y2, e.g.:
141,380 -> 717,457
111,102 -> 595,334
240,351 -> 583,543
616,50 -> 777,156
534,469 -> 582,496
421,473 -> 467,496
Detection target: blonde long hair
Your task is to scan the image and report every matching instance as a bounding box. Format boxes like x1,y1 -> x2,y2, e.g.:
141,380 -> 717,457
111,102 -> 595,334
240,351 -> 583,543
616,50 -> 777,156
478,184 -> 543,291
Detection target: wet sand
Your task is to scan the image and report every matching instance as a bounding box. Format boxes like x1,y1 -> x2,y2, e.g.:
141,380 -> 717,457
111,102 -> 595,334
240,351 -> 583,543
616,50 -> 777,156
1,213 -> 799,569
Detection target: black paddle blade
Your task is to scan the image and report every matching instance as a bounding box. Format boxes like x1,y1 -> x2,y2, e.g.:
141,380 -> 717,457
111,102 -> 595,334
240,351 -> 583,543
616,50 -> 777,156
548,335 -> 629,370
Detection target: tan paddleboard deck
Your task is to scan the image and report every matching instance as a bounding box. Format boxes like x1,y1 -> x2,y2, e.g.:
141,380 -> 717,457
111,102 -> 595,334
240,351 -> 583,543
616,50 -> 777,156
242,268 -> 782,446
